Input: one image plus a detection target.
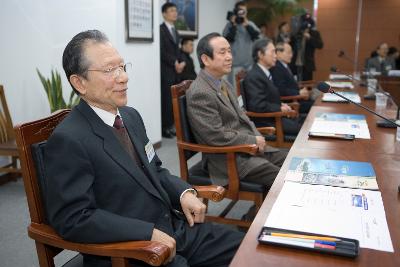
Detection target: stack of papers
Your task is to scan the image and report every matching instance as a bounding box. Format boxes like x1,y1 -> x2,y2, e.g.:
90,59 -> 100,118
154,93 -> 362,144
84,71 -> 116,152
285,157 -> 378,190
326,81 -> 354,89
309,113 -> 370,139
264,182 -> 394,252
329,74 -> 351,80
322,92 -> 361,103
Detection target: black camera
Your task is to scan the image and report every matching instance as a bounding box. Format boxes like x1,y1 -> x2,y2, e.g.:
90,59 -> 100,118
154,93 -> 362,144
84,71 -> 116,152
226,8 -> 246,24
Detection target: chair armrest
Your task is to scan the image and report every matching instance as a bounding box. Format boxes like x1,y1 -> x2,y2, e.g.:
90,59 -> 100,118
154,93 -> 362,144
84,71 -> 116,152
176,141 -> 258,155
28,223 -> 170,266
280,95 -> 307,101
193,185 -> 226,202
246,110 -> 296,118
257,127 -> 276,135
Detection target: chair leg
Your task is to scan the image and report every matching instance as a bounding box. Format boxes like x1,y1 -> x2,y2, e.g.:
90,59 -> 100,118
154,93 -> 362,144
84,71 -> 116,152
35,242 -> 56,267
202,198 -> 209,213
111,257 -> 130,267
254,193 -> 263,213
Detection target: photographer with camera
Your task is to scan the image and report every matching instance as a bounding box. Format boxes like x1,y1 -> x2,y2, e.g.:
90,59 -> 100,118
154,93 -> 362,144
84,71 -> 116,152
290,13 -> 323,81
223,1 -> 260,86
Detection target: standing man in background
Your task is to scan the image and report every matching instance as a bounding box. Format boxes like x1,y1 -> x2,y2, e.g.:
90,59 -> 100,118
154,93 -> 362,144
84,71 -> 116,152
160,2 -> 186,138
179,38 -> 197,81
223,1 -> 259,88
290,13 -> 323,81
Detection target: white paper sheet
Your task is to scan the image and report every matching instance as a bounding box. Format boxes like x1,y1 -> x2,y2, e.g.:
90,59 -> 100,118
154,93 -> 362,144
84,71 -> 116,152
322,92 -> 361,103
264,182 -> 394,252
309,113 -> 371,139
326,81 -> 355,89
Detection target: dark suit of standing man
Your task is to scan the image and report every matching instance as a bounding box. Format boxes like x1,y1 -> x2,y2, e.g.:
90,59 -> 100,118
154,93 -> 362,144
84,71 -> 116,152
45,30 -> 243,267
160,2 -> 185,138
243,38 -> 301,135
186,32 -> 287,191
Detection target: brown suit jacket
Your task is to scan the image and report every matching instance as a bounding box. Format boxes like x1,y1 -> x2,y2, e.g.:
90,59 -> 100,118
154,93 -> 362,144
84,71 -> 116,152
186,70 -> 278,183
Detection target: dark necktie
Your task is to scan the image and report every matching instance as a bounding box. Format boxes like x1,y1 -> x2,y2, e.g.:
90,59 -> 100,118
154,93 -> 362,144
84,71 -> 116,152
171,27 -> 177,43
113,115 -> 141,165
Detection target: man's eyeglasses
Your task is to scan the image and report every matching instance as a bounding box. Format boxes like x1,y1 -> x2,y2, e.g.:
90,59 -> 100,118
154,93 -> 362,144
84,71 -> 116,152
87,63 -> 133,79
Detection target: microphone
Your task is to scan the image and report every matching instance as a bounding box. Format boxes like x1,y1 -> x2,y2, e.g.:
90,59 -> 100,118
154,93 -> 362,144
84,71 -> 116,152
337,50 -> 356,65
317,82 -> 400,127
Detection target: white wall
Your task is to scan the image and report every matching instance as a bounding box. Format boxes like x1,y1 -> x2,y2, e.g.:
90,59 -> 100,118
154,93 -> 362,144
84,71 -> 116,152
0,0 -> 236,143
0,0 -> 161,142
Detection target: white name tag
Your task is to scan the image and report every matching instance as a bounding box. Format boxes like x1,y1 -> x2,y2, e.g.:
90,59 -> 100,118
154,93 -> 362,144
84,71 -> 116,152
145,141 -> 155,163
237,95 -> 244,108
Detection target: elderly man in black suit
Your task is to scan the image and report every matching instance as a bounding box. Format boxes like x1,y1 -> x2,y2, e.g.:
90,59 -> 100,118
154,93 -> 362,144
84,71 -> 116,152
243,38 -> 302,135
160,2 -> 186,138
270,42 -> 313,113
44,29 -> 243,267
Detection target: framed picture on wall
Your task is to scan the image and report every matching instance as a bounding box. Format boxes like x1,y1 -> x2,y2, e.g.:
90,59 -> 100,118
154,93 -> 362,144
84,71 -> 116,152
125,0 -> 153,42
167,0 -> 198,38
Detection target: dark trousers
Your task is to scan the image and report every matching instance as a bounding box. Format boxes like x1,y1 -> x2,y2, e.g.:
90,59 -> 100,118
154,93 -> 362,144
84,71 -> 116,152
161,76 -> 175,130
83,220 -> 244,267
242,150 -> 287,189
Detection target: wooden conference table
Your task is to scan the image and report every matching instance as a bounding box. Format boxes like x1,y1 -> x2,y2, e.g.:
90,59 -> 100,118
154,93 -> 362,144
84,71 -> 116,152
230,86 -> 400,267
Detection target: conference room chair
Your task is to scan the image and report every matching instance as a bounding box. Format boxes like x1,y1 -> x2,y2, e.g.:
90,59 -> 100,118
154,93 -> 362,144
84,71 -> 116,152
0,85 -> 21,185
238,79 -> 298,148
14,109 -> 226,267
171,80 -> 275,228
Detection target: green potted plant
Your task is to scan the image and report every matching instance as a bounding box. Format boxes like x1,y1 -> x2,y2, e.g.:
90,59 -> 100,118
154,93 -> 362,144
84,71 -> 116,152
36,68 -> 80,113
248,0 -> 307,26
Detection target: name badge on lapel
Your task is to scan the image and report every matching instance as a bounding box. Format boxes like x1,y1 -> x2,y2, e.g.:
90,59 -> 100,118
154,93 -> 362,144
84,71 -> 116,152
237,95 -> 244,108
145,141 -> 155,163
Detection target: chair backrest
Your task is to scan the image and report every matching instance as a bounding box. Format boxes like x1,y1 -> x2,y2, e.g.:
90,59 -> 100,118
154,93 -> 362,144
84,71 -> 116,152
171,80 -> 197,160
235,70 -> 247,96
14,109 -> 70,224
0,85 -> 15,143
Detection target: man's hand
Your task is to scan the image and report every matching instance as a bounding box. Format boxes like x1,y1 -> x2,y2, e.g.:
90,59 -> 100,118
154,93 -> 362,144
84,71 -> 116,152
255,135 -> 266,153
230,15 -> 237,25
180,191 -> 206,227
151,228 -> 176,263
303,30 -> 311,39
175,61 -> 186,74
281,103 -> 292,112
300,87 -> 310,99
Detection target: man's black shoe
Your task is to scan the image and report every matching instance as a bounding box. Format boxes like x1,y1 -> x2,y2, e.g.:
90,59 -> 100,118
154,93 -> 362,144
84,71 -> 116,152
169,127 -> 176,136
162,129 -> 173,138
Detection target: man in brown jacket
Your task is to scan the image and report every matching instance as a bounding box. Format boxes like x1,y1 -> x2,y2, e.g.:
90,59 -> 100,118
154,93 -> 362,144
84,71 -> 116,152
186,32 -> 287,189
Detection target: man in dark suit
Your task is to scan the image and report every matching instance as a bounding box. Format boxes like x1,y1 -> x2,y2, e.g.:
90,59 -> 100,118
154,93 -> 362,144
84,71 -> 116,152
160,2 -> 185,138
179,38 -> 197,81
186,32 -> 287,190
44,30 -> 243,267
270,42 -> 313,113
243,38 -> 301,135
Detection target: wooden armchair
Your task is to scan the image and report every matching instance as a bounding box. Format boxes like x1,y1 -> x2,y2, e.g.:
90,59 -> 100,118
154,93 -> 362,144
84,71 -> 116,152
14,109 -> 226,267
171,80 -> 275,228
0,85 -> 21,185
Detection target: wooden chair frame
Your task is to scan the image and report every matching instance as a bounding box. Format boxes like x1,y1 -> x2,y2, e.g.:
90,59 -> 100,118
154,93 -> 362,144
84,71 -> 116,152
0,85 -> 21,185
171,80 -> 275,228
15,109 -> 226,267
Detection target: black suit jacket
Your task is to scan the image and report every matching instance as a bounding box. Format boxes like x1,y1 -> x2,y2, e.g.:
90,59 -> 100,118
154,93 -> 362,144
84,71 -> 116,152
243,64 -> 282,126
160,23 -> 182,84
44,100 -> 191,245
179,50 -> 197,81
270,60 -> 300,96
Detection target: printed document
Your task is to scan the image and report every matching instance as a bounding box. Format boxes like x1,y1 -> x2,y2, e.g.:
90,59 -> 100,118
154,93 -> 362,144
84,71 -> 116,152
264,182 -> 394,252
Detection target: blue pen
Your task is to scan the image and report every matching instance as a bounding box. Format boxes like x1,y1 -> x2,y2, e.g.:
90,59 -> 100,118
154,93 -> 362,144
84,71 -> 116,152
315,240 -> 336,246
